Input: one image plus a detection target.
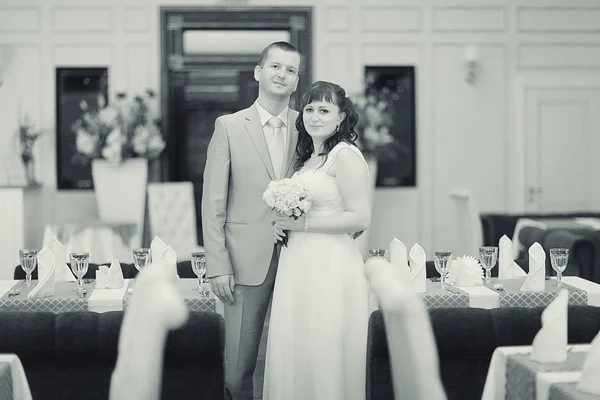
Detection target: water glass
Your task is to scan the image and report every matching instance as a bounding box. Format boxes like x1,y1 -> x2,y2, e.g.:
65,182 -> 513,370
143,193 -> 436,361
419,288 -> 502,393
70,252 -> 89,295
479,246 -> 498,284
434,251 -> 452,288
19,249 -> 38,287
191,251 -> 207,294
132,248 -> 152,274
550,248 -> 569,287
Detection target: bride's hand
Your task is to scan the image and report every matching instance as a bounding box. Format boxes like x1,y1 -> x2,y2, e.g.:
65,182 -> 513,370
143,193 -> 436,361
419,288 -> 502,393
272,221 -> 286,243
276,214 -> 305,232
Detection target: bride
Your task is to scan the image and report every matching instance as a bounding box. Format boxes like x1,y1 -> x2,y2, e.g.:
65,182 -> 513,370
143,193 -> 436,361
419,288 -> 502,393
263,81 -> 372,400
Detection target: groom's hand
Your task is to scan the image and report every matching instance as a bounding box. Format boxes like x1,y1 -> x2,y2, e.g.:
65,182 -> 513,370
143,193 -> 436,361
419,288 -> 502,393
211,274 -> 235,305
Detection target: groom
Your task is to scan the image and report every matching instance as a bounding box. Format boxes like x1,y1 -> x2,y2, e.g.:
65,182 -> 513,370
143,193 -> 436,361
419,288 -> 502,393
201,41 -> 302,400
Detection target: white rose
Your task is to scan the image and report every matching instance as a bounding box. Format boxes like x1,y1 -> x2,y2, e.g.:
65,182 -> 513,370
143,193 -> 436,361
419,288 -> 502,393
76,129 -> 96,156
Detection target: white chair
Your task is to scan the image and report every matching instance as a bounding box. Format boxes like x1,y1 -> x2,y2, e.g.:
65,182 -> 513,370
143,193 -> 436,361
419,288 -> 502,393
449,188 -> 484,257
147,182 -> 203,259
365,258 -> 447,400
109,258 -> 188,400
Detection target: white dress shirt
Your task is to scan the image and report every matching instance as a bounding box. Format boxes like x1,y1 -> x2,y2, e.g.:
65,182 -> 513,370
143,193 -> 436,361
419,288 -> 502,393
255,101 -> 289,176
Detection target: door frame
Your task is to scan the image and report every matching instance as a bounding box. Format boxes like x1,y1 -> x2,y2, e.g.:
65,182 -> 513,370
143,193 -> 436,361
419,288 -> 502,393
512,75 -> 600,212
159,6 -> 313,181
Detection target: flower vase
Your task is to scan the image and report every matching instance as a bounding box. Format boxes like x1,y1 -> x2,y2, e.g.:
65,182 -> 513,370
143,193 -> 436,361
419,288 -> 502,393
91,158 -> 148,248
21,154 -> 39,187
356,155 -> 378,259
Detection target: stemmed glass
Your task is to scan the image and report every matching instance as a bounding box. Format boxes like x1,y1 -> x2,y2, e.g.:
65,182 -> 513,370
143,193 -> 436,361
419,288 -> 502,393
70,252 -> 89,296
434,251 -> 452,289
191,251 -> 207,295
369,249 -> 387,259
19,249 -> 38,287
132,248 -> 152,275
550,248 -> 569,287
479,246 -> 498,284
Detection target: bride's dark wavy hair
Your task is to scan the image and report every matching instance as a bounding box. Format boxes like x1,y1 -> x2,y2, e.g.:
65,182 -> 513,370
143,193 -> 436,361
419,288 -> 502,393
294,81 -> 360,171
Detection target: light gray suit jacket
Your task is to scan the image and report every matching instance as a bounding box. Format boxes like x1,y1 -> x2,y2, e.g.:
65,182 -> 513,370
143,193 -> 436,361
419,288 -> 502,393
201,103 -> 299,286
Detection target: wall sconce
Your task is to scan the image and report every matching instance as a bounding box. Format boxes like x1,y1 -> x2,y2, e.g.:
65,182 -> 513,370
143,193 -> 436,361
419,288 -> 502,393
464,44 -> 481,85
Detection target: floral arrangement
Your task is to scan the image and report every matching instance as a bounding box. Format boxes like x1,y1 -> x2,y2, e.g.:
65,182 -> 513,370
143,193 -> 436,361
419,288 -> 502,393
263,178 -> 312,246
445,255 -> 485,287
351,71 -> 400,162
17,113 -> 44,165
15,112 -> 45,186
71,89 -> 165,164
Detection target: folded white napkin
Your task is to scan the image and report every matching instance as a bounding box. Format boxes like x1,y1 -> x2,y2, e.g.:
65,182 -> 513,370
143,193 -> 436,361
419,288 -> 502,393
389,238 -> 411,282
408,244 -> 427,293
51,238 -> 76,282
27,247 -> 56,299
150,236 -> 180,279
96,258 -> 125,289
107,258 -> 125,288
499,235 -> 527,279
520,242 -> 546,292
577,330 -> 600,394
530,289 -> 568,363
447,255 -> 483,287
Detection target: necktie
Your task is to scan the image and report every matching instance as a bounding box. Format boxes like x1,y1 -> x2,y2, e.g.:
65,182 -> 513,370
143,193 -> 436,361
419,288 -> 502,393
267,116 -> 284,179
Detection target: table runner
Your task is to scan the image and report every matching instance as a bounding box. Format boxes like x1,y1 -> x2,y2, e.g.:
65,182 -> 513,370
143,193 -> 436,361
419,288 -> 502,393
549,382 -> 599,400
0,362 -> 13,400
419,280 -> 469,308
122,279 -> 216,312
483,278 -> 588,308
506,352 -> 588,400
0,281 -> 96,312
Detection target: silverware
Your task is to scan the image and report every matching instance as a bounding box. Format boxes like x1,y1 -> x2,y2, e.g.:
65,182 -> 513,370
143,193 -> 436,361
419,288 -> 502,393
493,283 -> 507,293
8,288 -> 20,297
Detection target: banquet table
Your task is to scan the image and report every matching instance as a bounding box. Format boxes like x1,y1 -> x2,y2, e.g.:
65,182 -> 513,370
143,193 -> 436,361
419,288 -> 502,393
481,344 -> 599,400
0,279 -> 223,315
368,276 -> 600,310
0,354 -> 32,400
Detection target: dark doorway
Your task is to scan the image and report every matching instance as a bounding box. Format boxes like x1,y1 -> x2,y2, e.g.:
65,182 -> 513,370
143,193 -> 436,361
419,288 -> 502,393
160,7 -> 312,245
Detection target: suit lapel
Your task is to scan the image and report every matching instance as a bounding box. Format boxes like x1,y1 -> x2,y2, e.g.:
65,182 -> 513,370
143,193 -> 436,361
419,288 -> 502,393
244,105 -> 275,180
283,110 -> 299,178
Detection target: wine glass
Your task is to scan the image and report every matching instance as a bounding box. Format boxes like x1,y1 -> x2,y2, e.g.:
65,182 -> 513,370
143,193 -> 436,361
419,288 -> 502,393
132,248 -> 152,274
70,252 -> 89,296
191,251 -> 207,294
550,248 -> 569,287
479,246 -> 498,284
19,249 -> 38,287
434,251 -> 452,289
369,249 -> 387,259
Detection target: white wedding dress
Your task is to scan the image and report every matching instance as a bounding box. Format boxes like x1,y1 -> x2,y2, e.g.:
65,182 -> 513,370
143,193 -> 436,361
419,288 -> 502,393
263,142 -> 371,400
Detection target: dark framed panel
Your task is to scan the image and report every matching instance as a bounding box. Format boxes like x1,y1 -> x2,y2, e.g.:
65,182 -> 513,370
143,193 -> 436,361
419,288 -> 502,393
365,66 -> 417,188
55,67 -> 108,190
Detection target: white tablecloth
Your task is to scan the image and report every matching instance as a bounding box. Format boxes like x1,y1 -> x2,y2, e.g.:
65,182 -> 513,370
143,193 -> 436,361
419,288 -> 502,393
0,354 -> 32,400
481,344 -> 591,400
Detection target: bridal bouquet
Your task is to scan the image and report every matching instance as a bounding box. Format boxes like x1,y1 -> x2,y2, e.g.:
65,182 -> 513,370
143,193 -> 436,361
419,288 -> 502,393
263,179 -> 312,247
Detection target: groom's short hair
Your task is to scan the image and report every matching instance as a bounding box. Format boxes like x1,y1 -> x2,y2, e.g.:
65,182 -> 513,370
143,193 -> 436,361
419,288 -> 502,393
258,41 -> 301,67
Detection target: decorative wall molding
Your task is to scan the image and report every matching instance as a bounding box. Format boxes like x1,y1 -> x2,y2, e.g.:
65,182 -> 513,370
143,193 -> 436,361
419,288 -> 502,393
325,43 -> 351,85
0,6 -> 41,33
517,6 -> 600,33
123,6 -> 150,33
360,6 -> 421,32
52,6 -> 114,33
432,6 -> 507,32
518,43 -> 600,69
325,6 -> 350,33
